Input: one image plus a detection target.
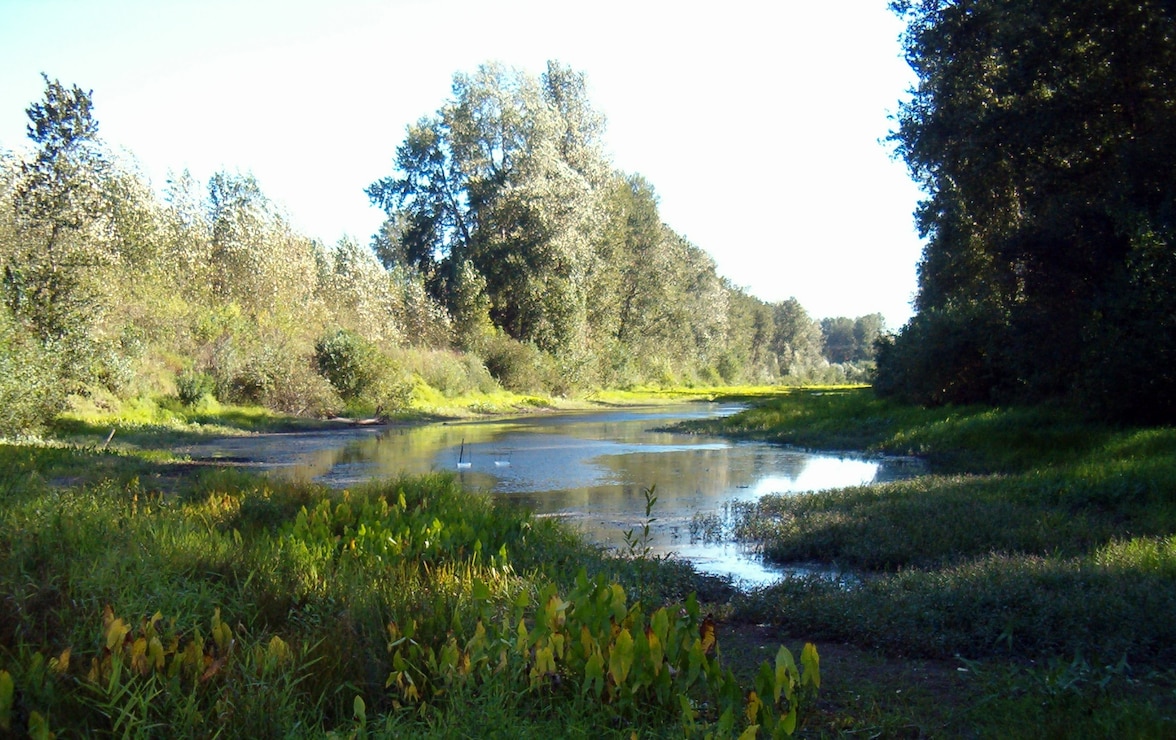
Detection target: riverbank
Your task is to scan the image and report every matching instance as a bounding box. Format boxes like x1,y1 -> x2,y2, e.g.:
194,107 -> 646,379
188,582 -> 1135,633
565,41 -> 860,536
684,388 -> 1176,735
0,435 -> 824,737
8,386 -> 1176,735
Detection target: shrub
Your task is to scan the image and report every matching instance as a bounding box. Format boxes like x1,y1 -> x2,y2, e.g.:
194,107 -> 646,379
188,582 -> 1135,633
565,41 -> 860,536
393,348 -> 499,397
481,335 -> 557,393
175,368 -> 215,406
314,329 -> 381,402
313,329 -> 415,416
0,313 -> 63,436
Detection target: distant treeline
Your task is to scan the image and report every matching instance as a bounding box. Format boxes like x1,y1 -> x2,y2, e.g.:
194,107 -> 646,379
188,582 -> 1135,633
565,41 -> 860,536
0,68 -> 880,434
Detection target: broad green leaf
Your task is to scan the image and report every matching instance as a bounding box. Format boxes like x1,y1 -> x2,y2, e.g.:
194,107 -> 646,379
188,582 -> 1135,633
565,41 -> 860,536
28,711 -> 51,740
609,628 -> 634,686
686,639 -> 704,687
775,645 -> 797,703
584,653 -> 604,698
779,705 -> 797,736
471,578 -> 491,601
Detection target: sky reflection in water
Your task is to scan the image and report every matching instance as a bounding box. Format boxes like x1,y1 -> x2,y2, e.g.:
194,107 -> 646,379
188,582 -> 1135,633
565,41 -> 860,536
242,404 -> 920,586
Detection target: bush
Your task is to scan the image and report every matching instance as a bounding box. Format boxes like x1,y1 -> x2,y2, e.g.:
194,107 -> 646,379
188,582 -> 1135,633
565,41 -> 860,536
480,334 -> 557,394
393,348 -> 499,397
313,329 -> 413,416
175,368 -> 215,406
0,312 -> 63,436
264,358 -> 342,418
874,304 -> 1013,406
314,329 -> 381,402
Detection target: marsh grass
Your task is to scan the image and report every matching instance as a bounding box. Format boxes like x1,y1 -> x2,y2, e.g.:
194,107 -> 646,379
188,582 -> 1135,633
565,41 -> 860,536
0,439 -> 815,737
693,387 -> 1176,734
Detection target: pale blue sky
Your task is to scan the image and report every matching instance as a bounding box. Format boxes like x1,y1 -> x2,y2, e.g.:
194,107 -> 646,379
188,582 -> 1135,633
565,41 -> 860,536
0,0 -> 924,328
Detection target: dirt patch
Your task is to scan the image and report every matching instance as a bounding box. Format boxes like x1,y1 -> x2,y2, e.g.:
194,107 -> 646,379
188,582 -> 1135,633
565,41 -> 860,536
716,621 -> 971,737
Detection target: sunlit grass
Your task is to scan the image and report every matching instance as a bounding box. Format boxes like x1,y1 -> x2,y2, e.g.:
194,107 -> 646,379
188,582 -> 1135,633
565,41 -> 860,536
0,439 -> 811,736
713,388 -> 1176,679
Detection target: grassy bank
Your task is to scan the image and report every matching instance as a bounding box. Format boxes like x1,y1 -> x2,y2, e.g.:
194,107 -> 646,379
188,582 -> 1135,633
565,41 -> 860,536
682,388 -> 1176,735
0,437 -> 819,738
9,387 -> 1176,736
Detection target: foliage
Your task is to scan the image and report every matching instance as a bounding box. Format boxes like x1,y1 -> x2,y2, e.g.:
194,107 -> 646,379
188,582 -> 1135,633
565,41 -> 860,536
313,329 -> 412,416
6,74 -> 109,344
0,68 -> 869,439
882,0 -> 1176,421
0,444 -> 818,737
0,306 -> 63,436
174,368 -> 215,406
819,314 -> 884,364
698,389 -> 1176,674
480,332 -> 560,394
367,61 -> 823,390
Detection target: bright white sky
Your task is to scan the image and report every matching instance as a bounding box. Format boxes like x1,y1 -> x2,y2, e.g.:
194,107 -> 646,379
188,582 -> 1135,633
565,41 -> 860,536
0,0 -> 925,328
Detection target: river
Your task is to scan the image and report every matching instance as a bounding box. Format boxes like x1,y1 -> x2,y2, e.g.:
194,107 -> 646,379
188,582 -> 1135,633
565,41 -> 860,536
180,403 -> 921,586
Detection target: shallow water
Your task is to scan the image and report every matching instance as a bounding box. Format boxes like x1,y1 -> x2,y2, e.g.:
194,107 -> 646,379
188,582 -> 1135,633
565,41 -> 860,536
182,404 -> 922,586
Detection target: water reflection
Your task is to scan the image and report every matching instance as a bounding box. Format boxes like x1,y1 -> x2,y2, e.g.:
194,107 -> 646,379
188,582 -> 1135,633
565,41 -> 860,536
200,404 -> 918,587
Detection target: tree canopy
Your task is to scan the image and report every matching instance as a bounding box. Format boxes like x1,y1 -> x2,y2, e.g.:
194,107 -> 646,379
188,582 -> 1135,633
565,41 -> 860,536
877,0 -> 1176,421
0,68 -> 854,434
366,61 -> 832,387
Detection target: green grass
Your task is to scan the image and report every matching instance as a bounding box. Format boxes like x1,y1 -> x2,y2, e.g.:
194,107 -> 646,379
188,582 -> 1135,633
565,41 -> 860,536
10,385 -> 1176,736
0,439 -> 818,737
679,387 -> 1176,736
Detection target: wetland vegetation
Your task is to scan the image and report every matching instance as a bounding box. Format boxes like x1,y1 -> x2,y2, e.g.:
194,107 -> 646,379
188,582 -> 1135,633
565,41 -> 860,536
3,0 -> 1176,735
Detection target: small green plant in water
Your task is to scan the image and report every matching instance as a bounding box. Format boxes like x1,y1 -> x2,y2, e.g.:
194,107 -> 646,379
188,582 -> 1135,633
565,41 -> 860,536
623,485 -> 658,560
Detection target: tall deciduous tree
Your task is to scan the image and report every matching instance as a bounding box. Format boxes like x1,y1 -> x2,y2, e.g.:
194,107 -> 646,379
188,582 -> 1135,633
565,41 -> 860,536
772,298 -> 825,375
881,0 -> 1176,419
368,61 -> 608,353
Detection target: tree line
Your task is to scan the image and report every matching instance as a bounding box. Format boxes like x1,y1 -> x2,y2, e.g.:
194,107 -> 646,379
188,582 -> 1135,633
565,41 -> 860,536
0,68 -> 881,434
878,0 -> 1176,423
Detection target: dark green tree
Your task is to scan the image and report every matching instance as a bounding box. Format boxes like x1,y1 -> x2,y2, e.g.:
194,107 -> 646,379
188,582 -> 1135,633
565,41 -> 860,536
882,0 -> 1176,419
820,317 -> 857,364
368,62 -> 608,354
6,74 -> 109,341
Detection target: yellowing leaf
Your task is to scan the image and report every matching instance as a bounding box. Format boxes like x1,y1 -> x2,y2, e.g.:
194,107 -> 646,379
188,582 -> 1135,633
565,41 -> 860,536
746,690 -> 762,725
517,618 -> 530,653
267,635 -> 291,665
738,724 -> 760,740
0,670 -> 13,732
609,628 -> 634,686
130,636 -> 150,676
211,609 -> 232,652
104,616 -> 129,649
149,637 -> 165,672
801,643 -> 821,689
49,648 -> 70,675
699,615 -> 717,656
646,627 -> 663,675
775,645 -> 797,703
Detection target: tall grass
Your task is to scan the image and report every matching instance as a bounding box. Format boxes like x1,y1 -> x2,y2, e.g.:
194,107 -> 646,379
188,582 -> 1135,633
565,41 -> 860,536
703,389 -> 1176,672
0,442 -> 817,737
